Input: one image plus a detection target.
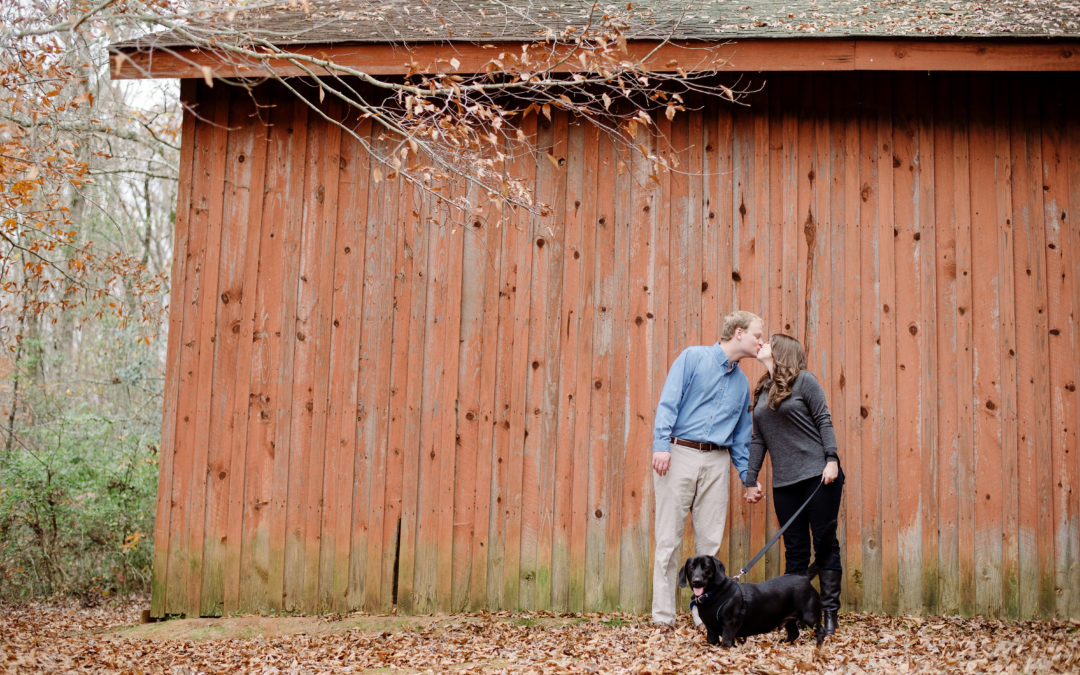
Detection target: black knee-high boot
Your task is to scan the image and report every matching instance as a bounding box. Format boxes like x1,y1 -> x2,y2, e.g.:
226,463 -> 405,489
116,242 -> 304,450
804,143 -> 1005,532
818,570 -> 842,636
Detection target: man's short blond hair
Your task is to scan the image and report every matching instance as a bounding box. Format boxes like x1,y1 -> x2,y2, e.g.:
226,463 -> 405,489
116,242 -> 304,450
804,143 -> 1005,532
720,310 -> 763,341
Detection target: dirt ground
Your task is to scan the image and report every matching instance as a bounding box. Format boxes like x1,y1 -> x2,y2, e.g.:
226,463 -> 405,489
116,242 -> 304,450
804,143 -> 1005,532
2,598 -> 1079,673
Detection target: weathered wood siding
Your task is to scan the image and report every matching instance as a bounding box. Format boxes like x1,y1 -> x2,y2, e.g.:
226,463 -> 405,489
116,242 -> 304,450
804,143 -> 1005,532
152,71 -> 1080,619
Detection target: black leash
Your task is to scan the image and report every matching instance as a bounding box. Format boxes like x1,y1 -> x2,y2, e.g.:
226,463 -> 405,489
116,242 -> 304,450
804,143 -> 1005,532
733,477 -> 824,580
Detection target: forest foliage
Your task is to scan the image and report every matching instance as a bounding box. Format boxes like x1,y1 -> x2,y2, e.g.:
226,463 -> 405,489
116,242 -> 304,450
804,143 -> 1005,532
1,0 -> 179,600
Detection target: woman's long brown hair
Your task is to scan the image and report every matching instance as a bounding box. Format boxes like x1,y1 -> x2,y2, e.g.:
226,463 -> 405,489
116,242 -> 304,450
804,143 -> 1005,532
752,333 -> 807,410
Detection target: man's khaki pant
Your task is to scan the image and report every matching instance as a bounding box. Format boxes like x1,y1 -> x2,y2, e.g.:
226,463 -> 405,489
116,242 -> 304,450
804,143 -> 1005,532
651,442 -> 730,625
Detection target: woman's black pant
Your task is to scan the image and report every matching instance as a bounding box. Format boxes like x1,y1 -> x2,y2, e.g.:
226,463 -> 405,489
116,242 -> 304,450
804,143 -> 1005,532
772,470 -> 844,573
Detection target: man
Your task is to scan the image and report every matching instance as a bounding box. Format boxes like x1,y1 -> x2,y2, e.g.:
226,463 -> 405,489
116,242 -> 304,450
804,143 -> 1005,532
651,310 -> 765,626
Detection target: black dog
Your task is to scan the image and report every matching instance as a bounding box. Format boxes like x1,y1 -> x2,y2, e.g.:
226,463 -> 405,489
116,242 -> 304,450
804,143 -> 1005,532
678,556 -> 825,648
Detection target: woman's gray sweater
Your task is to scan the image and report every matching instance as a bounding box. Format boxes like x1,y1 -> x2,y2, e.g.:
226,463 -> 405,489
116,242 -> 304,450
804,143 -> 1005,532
744,370 -> 839,488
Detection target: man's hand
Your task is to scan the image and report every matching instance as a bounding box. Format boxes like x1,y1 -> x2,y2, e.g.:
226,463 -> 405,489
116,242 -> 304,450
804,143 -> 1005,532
743,482 -> 763,504
652,451 -> 671,476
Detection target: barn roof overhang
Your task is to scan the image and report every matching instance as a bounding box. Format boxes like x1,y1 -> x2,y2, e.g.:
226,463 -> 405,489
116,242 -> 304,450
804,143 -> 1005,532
109,0 -> 1080,79
110,36 -> 1080,80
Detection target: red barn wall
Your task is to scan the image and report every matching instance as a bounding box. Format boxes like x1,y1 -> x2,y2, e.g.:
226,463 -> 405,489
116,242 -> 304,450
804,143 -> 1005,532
152,71 -> 1080,619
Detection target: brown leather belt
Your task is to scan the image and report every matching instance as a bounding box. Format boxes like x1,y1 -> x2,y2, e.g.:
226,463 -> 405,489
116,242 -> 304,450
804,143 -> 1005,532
671,437 -> 728,452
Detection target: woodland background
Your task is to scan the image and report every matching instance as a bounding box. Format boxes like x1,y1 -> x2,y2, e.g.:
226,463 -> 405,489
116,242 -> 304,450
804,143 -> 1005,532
1,1 -> 179,602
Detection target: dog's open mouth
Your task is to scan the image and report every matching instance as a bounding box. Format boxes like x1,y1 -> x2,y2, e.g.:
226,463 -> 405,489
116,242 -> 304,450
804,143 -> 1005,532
692,585 -> 705,597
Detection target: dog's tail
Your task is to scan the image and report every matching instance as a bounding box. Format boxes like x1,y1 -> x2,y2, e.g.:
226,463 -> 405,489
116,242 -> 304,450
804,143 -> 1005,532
805,519 -> 839,581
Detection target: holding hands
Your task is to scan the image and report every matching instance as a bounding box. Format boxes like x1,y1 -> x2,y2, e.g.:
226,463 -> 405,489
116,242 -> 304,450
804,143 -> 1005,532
743,481 -> 763,504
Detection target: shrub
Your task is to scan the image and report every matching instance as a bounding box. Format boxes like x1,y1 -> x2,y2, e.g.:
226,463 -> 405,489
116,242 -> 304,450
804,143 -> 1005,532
0,335 -> 161,603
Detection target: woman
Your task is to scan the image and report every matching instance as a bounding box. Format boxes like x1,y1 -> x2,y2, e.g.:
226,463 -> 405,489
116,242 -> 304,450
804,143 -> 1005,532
741,333 -> 844,635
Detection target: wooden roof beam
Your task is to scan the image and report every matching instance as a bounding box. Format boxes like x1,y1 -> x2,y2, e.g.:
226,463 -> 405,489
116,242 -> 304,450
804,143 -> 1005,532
111,38 -> 1080,80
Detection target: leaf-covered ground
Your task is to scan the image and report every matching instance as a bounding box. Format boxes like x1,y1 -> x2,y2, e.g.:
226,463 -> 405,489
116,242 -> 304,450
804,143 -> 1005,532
3,599 -> 1079,673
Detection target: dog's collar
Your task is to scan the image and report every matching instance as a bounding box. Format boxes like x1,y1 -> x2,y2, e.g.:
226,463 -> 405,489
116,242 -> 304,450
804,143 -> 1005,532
689,581 -> 743,621
688,588 -> 716,610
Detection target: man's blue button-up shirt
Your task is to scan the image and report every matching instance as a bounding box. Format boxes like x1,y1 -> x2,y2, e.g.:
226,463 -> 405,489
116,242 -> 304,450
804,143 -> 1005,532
652,343 -> 751,483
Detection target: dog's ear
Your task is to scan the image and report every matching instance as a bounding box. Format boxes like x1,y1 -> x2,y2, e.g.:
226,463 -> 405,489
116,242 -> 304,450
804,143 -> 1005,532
678,559 -> 689,588
712,556 -> 726,578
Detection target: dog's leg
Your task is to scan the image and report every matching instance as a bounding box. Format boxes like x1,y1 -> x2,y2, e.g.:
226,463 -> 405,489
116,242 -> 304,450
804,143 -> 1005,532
719,624 -> 737,648
784,619 -> 799,643
706,626 -> 721,646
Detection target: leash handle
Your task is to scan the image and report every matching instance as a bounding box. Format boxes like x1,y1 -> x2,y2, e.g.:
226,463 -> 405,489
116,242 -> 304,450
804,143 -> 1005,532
734,477 -> 824,580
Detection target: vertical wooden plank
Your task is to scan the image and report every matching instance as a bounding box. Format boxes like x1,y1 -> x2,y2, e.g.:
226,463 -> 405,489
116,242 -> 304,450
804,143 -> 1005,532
669,113 -> 696,353
567,121 -> 600,611
425,186 -> 466,612
548,116 -> 581,610
198,87 -> 242,615
359,133 -> 400,611
237,85 -> 290,613
837,72 -> 864,612
1064,81 -> 1080,620
189,87 -> 230,617
299,101 -> 343,613
994,84 -> 1020,619
500,115 -> 538,610
518,116 -> 555,610
326,115 -> 370,612
794,76 -> 815,351
585,125 -> 616,610
168,84 -> 228,616
1032,77 -> 1058,619
268,94 -> 309,613
152,79 -> 197,617
950,79 -> 977,619
892,72 -> 925,615
213,91 -> 263,617
392,169 -> 428,613
1043,80 -> 1079,619
300,102 -> 342,613
609,129 -> 634,609
855,71 -> 883,613
875,73 -> 899,615
485,174 -> 515,609
932,73 -> 962,616
441,195 -> 469,612
281,95 -> 326,613
915,75 -> 940,616
808,72 -> 832,396
706,97 -> 735,356
1009,76 -> 1050,619
412,188 -> 443,613
622,120 -> 659,613
969,74 -> 1006,617
553,120 -> 593,611
535,113 -> 569,610
455,174 -> 497,610
222,95 -> 268,616
452,189 -> 483,609
700,102 -> 722,386
463,166 -> 503,611
778,75 -> 800,340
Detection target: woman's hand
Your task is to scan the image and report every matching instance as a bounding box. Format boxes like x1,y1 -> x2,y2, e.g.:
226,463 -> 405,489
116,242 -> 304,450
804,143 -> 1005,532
822,460 -> 839,484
